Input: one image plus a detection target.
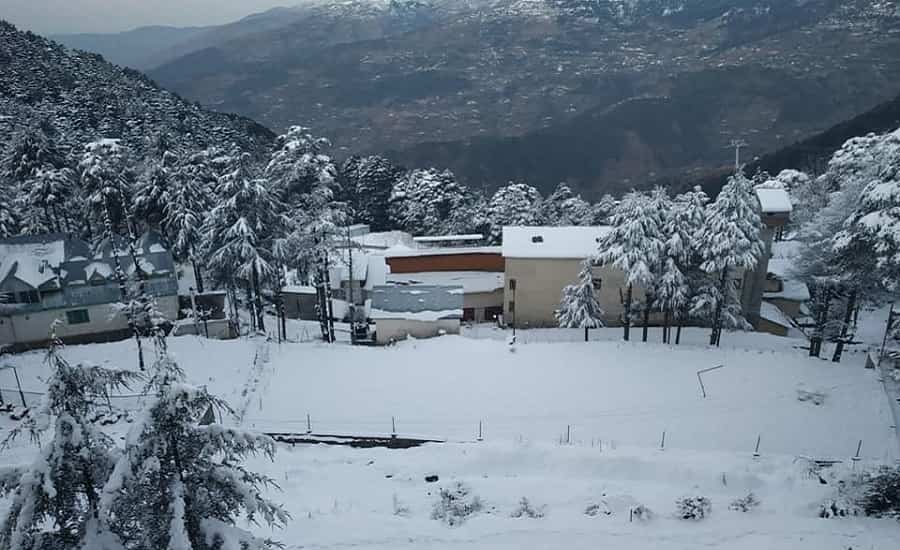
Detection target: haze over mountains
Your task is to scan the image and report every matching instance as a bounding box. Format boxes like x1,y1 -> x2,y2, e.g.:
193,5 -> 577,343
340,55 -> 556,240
51,0 -> 900,196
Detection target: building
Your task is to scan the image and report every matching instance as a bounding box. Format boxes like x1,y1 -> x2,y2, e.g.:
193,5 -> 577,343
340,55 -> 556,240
502,226 -> 628,328
385,245 -> 504,323
370,285 -> 462,345
0,232 -> 179,349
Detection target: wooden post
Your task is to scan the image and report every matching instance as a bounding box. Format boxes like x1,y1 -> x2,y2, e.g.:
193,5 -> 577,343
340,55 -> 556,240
659,430 -> 666,451
566,424 -> 571,445
306,413 -> 312,435
852,439 -> 862,463
477,420 -> 483,442
12,367 -> 26,408
391,416 -> 397,439
753,435 -> 761,458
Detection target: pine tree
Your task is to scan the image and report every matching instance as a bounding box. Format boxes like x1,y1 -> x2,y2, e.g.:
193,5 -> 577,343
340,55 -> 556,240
666,186 -> 709,344
0,187 -> 20,238
591,194 -> 617,225
556,260 -> 605,341
0,337 -> 139,550
389,168 -> 473,236
100,335 -> 289,550
596,190 -> 664,341
204,153 -> 285,333
541,183 -> 592,226
79,139 -> 135,239
485,182 -> 544,243
22,165 -> 74,234
265,126 -> 337,207
132,150 -> 178,233
163,151 -> 214,294
697,172 -> 764,346
340,155 -> 402,230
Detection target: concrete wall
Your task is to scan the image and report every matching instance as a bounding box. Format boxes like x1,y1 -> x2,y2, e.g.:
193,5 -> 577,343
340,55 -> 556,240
0,295 -> 179,347
463,288 -> 504,322
765,297 -> 802,318
503,258 -> 643,328
283,292 -> 318,320
374,318 -> 460,345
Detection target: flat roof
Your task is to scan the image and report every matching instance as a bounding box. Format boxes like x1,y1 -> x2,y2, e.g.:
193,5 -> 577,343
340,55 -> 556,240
385,246 -> 502,259
413,234 -> 484,243
502,226 -> 611,259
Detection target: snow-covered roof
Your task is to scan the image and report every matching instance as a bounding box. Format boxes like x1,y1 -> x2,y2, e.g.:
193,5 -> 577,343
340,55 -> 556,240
756,188 -> 792,214
351,230 -> 415,250
386,271 -> 504,294
282,285 -> 317,295
766,258 -> 810,301
0,234 -> 67,289
385,246 -> 502,258
413,234 -> 484,243
502,226 -> 611,259
760,301 -> 794,328
371,285 -> 463,320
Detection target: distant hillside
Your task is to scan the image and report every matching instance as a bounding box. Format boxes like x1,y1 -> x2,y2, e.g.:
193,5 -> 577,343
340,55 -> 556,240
51,26 -> 206,70
0,20 -> 274,164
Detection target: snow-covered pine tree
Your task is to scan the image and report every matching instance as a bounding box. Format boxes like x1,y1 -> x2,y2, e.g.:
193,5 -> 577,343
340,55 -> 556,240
0,336 -> 139,550
696,171 -> 764,346
485,183 -> 544,243
79,139 -> 135,239
595,190 -> 664,341
556,260 -> 605,341
164,150 -> 215,294
132,150 -> 178,233
591,193 -> 617,225
204,153 -> 285,333
0,185 -> 19,238
340,155 -> 402,230
829,128 -> 900,361
100,333 -> 288,550
541,183 -> 592,226
265,126 -> 337,207
666,186 -> 709,344
22,165 -> 74,234
389,168 -> 474,236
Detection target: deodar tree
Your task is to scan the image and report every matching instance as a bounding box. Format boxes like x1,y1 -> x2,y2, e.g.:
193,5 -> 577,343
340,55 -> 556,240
556,260 -> 605,341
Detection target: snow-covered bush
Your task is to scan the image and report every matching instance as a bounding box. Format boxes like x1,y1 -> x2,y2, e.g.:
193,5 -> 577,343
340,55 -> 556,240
431,482 -> 483,526
510,497 -> 545,519
729,492 -> 760,512
796,388 -> 827,405
393,494 -> 411,517
584,501 -> 612,517
858,466 -> 900,520
675,496 -> 711,520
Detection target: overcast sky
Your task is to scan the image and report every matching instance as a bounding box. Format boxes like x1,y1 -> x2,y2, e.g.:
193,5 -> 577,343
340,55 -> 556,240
3,1 -> 296,35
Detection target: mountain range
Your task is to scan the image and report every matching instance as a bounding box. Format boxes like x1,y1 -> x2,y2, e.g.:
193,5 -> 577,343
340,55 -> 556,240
39,1 -> 900,196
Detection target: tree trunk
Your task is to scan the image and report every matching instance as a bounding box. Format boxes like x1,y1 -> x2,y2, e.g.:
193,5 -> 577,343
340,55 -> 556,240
245,283 -> 255,333
252,265 -> 265,333
623,284 -> 632,342
809,284 -> 830,358
663,309 -> 671,344
831,290 -> 857,363
710,269 -> 729,347
642,297 -> 650,343
675,322 -> 682,345
192,257 -> 205,294
584,326 -> 589,342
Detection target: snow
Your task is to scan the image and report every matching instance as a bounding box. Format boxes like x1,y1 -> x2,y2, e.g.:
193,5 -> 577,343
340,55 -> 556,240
370,308 -> 463,321
386,246 -> 502,258
502,226 -> 611,259
351,230 -> 416,250
413,234 -> 484,243
759,302 -> 793,328
0,238 -> 65,289
766,258 -> 810,301
756,188 -> 793,214
386,271 -> 504,294
282,284 -> 317,295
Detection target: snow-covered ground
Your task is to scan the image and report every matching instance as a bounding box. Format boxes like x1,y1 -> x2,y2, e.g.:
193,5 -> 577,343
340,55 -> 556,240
2,327 -> 899,549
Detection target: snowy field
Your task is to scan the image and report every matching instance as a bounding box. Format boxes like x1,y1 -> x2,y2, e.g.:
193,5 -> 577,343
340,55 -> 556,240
2,328 -> 899,549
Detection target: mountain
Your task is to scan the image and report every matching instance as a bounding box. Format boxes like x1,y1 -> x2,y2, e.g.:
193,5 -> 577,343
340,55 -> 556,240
0,20 -> 273,164
50,25 -> 207,70
135,0 -> 900,197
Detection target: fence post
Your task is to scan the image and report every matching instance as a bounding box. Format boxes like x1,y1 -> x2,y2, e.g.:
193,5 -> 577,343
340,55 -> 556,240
306,413 -> 312,435
753,435 -> 761,458
391,416 -> 397,439
659,430 -> 666,451
477,420 -> 483,442
852,439 -> 862,464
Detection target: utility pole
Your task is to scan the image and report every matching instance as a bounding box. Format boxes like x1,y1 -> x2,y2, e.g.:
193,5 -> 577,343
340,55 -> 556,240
730,139 -> 748,172
347,227 -> 355,344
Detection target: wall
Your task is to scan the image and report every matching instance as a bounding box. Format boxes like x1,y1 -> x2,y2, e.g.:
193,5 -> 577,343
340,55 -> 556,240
765,297 -> 802,318
0,295 -> 179,347
374,318 -> 460,345
503,258 -> 642,328
463,289 -> 504,323
387,253 -> 504,274
283,292 -> 318,320
741,225 -> 776,327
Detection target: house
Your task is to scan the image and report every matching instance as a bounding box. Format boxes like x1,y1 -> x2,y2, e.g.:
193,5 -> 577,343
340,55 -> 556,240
370,285 -> 463,345
0,232 -> 179,350
502,226 -> 626,328
741,188 -> 795,330
385,244 -> 504,323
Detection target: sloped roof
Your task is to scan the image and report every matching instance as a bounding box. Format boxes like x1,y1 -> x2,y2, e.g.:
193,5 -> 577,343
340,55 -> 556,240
756,188 -> 792,214
502,226 -> 611,259
386,271 -> 504,294
371,284 -> 463,320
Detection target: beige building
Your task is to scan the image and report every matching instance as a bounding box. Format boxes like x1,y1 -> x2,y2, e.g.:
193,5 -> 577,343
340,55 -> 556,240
502,226 -> 640,328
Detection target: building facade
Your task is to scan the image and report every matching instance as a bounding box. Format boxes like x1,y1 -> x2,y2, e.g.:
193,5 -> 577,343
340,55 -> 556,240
0,232 -> 179,349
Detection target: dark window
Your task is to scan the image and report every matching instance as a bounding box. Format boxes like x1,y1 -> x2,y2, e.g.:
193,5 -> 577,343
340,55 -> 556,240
462,308 -> 475,322
484,306 -> 503,321
509,279 -> 517,291
508,300 -> 515,313
66,309 -> 90,325
16,290 -> 39,304
592,278 -> 603,292
531,235 -> 544,243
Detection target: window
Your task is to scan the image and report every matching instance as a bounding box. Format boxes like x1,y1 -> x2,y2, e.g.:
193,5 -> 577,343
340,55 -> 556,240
531,235 -> 544,243
66,309 -> 90,325
508,300 -> 515,313
15,290 -> 40,304
592,278 -> 603,292
509,279 -> 517,291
